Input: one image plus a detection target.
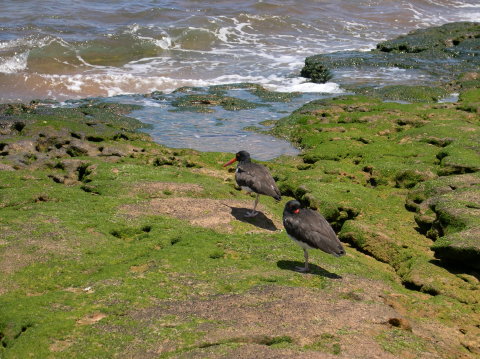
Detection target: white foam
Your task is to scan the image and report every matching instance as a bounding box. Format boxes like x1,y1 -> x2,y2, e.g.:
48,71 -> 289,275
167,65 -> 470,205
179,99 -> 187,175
457,11 -> 480,21
0,35 -> 68,51
273,80 -> 345,93
0,51 -> 29,73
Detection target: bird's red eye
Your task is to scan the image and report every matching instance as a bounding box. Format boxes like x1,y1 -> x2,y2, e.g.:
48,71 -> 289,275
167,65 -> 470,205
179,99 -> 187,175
293,209 -> 300,214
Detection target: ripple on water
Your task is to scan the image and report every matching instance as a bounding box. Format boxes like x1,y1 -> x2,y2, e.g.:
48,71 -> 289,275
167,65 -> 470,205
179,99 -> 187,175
106,86 -> 337,160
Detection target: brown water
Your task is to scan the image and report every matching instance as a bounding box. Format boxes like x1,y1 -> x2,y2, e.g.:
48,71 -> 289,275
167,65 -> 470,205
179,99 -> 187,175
1,0 -> 479,103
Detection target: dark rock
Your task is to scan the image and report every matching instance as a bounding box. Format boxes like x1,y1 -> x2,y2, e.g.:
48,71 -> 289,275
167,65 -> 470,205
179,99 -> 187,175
171,94 -> 266,112
301,22 -> 480,90
300,61 -> 332,84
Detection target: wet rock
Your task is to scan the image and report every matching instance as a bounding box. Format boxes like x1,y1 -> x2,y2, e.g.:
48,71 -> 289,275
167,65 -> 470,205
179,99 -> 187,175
171,94 -> 266,112
300,61 -> 332,84
357,85 -> 450,103
0,103 -> 36,115
301,22 -> 480,92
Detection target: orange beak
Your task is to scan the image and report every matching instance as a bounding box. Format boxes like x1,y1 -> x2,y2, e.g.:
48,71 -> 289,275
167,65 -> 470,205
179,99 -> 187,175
223,157 -> 237,167
293,209 -> 300,214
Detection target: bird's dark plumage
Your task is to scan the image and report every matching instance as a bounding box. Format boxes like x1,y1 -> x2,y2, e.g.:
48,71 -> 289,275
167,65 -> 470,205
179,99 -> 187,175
235,152 -> 281,201
283,200 -> 345,272
224,150 -> 281,217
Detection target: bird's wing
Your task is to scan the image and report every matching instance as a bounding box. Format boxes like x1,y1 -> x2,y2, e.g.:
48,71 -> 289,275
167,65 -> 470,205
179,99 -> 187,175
236,163 -> 281,198
284,209 -> 340,254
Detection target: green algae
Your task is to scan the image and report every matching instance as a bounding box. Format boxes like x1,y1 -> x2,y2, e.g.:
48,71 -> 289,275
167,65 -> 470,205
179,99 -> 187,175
376,328 -> 426,355
353,85 -> 450,103
301,22 -> 480,88
269,89 -> 480,302
171,93 -> 266,112
208,83 -> 301,103
407,173 -> 480,270
1,82 -> 479,358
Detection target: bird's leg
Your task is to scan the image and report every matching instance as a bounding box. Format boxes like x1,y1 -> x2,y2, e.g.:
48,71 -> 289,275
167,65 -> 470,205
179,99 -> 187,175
295,249 -> 310,273
245,193 -> 260,217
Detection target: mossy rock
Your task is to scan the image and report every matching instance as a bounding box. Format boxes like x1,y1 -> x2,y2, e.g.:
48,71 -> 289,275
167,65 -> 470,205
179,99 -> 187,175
376,22 -> 480,54
432,228 -> 480,270
407,174 -> 480,270
396,256 -> 478,302
301,22 -> 480,88
355,85 -> 450,103
437,143 -> 480,176
395,169 -> 436,189
171,94 -> 266,112
249,86 -> 301,103
300,61 -> 332,84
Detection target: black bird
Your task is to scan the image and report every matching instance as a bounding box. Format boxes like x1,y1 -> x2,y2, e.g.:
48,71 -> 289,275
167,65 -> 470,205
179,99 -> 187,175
283,200 -> 345,272
223,150 -> 281,217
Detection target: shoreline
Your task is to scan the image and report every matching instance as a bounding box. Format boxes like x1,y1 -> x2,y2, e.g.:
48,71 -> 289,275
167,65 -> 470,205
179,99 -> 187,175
1,22 -> 479,358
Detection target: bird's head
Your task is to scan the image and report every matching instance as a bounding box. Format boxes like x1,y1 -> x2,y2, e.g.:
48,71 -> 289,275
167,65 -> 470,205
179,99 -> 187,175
284,200 -> 301,214
223,150 -> 251,167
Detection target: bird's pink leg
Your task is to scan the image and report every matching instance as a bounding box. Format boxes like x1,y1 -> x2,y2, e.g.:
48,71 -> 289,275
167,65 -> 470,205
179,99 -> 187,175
245,193 -> 260,217
295,249 -> 310,273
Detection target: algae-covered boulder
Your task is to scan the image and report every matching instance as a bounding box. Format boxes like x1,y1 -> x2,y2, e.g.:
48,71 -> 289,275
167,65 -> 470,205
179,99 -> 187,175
407,174 -> 480,270
354,85 -> 450,103
432,228 -> 480,270
171,93 -> 266,112
0,102 -> 148,170
376,22 -> 480,54
270,87 -> 480,301
301,22 -> 480,92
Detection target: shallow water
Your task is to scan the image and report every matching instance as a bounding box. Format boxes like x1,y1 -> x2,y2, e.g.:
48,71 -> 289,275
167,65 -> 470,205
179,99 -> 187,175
102,87 -> 338,160
1,0 -> 478,102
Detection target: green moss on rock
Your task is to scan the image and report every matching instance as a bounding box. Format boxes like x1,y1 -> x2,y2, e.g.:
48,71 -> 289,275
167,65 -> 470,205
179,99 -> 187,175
301,22 -> 480,90
171,94 -> 266,112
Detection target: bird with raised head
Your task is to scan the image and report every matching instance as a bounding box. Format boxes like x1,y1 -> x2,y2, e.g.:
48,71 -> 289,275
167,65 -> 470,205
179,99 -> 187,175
223,150 -> 281,217
283,200 -> 345,272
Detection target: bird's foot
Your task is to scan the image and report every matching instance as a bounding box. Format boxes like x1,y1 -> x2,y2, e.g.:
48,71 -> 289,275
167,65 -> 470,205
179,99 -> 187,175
244,210 -> 259,218
294,266 -> 310,273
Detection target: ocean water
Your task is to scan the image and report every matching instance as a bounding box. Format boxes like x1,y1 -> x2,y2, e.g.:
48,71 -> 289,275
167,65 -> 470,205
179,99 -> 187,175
1,0 -> 479,158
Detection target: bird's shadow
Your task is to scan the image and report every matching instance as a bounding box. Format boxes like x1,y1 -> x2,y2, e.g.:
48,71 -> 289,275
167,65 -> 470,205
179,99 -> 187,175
228,206 -> 278,231
277,260 -> 342,279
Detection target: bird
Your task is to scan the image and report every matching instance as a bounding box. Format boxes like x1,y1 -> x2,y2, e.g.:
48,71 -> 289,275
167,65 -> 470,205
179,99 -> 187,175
283,200 -> 345,272
223,150 -> 281,217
